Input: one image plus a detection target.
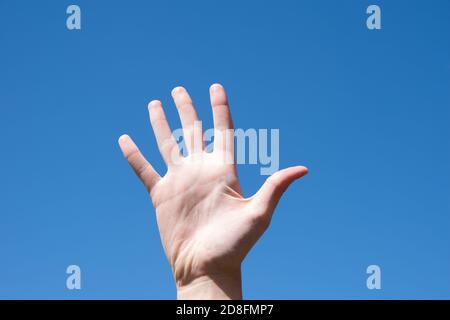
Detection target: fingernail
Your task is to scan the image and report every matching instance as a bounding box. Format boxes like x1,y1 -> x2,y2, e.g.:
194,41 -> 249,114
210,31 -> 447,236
211,83 -> 222,91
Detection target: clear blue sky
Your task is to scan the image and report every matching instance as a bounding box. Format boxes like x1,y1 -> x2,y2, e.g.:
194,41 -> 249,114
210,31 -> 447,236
0,0 -> 449,299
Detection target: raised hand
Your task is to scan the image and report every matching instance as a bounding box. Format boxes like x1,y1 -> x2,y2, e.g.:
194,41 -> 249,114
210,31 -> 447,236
118,84 -> 308,299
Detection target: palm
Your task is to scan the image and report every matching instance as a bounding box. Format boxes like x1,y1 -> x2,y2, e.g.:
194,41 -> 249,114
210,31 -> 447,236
119,84 -> 307,286
153,151 -> 254,283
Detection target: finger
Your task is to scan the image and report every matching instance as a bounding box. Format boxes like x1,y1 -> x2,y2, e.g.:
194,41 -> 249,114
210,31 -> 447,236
171,86 -> 203,154
253,166 -> 308,213
210,83 -> 233,130
148,100 -> 180,166
118,134 -> 161,192
210,83 -> 234,154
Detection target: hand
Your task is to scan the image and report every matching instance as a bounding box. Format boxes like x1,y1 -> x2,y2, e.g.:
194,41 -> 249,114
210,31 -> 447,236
118,84 -> 308,299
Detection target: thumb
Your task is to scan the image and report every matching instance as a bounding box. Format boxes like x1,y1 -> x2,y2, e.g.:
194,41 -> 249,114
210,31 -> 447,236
254,166 -> 308,211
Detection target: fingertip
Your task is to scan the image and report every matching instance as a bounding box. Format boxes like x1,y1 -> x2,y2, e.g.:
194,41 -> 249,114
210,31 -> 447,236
171,86 -> 185,96
287,166 -> 308,180
118,134 -> 130,144
210,83 -> 224,92
297,165 -> 309,176
148,99 -> 162,111
271,165 -> 308,183
210,83 -> 228,106
118,134 -> 131,152
118,134 -> 138,150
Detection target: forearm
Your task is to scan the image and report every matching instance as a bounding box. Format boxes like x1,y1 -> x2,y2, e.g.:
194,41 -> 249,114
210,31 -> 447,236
176,272 -> 243,300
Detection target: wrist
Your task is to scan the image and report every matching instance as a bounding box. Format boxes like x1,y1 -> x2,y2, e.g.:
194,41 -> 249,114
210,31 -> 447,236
176,271 -> 243,300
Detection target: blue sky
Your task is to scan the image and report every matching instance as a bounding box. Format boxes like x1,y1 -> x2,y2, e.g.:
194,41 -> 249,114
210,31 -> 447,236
0,0 -> 449,299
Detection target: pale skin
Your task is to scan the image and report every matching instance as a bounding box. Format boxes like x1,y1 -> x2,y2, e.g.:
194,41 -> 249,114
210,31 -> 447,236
118,84 -> 308,299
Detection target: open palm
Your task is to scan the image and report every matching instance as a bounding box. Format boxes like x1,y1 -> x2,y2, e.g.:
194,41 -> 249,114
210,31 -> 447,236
118,84 -> 308,299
